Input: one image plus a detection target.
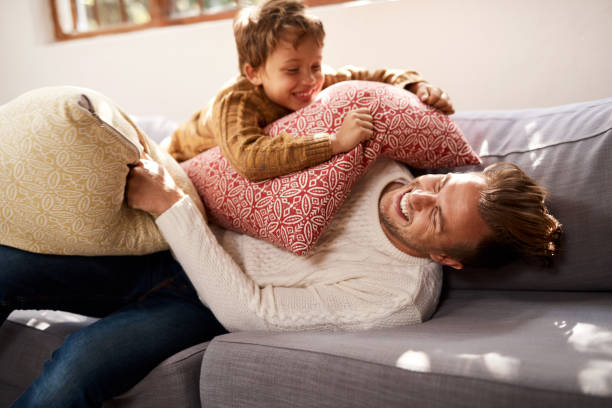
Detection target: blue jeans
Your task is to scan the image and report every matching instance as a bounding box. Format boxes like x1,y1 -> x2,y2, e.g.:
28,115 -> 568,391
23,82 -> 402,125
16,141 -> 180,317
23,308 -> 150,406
0,244 -> 227,408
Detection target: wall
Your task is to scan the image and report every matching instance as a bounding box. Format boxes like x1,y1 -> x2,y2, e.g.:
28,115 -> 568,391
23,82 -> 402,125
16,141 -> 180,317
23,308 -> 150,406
1,0 -> 611,121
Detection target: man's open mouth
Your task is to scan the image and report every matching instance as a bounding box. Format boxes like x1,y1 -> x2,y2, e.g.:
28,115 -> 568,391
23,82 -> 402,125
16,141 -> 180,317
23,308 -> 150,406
398,189 -> 413,223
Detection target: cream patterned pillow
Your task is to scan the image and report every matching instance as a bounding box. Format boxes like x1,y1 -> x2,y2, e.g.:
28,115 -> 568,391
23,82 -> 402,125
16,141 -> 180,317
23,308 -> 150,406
0,86 -> 205,255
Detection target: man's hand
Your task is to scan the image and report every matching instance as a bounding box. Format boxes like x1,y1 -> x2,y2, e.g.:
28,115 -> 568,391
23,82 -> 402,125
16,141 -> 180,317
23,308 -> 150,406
408,82 -> 455,115
330,108 -> 374,155
126,156 -> 184,216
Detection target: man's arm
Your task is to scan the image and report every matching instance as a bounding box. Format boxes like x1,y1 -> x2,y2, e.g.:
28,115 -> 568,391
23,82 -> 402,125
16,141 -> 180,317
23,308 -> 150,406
156,196 -> 427,332
126,159 -> 431,331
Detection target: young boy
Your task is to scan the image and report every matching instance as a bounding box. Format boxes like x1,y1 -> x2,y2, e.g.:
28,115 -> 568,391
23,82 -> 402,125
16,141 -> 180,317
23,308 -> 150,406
168,0 -> 454,181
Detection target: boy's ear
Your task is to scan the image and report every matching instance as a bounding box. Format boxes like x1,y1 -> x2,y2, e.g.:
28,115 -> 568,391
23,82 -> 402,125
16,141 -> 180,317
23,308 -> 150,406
430,253 -> 464,270
244,64 -> 263,86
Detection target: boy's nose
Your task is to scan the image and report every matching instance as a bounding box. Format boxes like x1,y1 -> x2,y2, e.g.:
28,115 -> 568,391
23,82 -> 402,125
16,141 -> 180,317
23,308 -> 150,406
302,71 -> 317,85
410,190 -> 436,211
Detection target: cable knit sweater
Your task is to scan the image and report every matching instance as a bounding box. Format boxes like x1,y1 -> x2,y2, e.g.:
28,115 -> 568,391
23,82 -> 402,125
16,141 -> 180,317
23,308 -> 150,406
156,158 -> 442,332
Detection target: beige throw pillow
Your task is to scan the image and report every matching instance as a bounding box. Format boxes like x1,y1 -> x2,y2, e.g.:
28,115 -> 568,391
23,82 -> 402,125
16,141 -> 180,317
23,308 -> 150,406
0,86 -> 205,255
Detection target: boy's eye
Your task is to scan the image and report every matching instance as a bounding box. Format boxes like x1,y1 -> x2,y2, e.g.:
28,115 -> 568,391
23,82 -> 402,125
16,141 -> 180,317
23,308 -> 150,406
312,64 -> 321,71
285,68 -> 299,74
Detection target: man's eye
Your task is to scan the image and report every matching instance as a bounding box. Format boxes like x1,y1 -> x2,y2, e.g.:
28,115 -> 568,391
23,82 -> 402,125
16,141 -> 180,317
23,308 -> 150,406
286,68 -> 299,74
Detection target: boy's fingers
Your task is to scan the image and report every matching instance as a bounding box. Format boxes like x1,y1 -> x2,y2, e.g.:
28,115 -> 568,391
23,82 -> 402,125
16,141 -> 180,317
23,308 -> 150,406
427,87 -> 442,105
418,86 -> 429,101
358,119 -> 375,129
440,103 -> 455,115
432,92 -> 446,106
354,113 -> 373,122
433,92 -> 455,114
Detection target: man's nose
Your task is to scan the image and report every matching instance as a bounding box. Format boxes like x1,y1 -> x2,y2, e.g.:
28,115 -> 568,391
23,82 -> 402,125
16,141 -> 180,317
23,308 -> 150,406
411,190 -> 436,210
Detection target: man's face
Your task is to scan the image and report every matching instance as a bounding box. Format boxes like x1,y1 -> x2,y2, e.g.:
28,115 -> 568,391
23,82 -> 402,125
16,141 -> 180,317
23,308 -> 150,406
246,36 -> 324,111
378,172 -> 492,269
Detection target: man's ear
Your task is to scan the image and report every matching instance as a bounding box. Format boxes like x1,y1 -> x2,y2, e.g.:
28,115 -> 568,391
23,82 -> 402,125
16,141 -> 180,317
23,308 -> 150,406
430,253 -> 464,270
244,64 -> 262,86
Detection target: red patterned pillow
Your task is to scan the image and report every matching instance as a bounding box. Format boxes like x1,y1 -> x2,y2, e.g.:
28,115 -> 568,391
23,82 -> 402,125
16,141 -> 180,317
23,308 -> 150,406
182,81 -> 480,254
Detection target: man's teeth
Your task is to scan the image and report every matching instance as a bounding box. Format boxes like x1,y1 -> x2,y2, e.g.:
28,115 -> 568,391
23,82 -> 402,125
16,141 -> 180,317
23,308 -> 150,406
295,91 -> 310,97
400,193 -> 410,220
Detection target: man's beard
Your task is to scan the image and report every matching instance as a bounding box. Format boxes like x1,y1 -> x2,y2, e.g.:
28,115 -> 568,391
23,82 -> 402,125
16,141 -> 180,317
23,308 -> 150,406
378,207 -> 429,257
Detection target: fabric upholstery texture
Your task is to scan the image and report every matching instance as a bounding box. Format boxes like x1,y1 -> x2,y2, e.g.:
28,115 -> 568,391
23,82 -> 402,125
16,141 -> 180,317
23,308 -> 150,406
445,97 -> 612,290
200,290 -> 612,407
0,320 -> 66,407
0,312 -> 207,408
183,81 -> 479,255
0,87 -> 204,255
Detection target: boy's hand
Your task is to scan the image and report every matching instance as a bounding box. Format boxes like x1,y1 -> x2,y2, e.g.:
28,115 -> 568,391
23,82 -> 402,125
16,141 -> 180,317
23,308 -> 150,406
126,156 -> 184,216
408,82 -> 455,115
330,108 -> 374,155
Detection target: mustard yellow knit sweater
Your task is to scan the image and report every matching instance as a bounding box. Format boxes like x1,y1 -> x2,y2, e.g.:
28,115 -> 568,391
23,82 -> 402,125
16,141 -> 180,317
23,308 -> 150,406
168,66 -> 423,181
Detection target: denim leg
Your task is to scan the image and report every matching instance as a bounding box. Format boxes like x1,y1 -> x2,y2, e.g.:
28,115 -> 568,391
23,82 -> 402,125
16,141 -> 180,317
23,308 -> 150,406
1,244 -> 228,407
10,289 -> 226,408
0,244 -> 183,322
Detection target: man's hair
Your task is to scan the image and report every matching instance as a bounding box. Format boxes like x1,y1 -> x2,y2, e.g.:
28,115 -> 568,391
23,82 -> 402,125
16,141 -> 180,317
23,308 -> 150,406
233,0 -> 325,75
447,162 -> 562,268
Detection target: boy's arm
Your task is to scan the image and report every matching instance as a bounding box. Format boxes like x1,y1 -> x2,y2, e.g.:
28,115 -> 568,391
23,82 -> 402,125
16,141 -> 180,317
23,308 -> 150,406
167,107 -> 218,162
323,65 -> 425,90
323,65 -> 454,114
217,89 -> 333,181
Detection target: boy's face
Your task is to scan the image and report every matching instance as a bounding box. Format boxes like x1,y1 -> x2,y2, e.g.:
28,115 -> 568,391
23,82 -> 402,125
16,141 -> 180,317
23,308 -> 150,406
245,36 -> 324,111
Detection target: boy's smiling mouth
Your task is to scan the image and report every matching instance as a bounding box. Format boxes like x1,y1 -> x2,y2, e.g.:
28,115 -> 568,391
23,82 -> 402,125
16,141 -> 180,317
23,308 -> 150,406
293,89 -> 315,101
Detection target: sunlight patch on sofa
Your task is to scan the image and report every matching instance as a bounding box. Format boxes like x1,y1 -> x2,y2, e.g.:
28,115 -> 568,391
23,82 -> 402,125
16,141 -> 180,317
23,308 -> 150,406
567,323 -> 612,355
25,318 -> 50,331
524,121 -> 544,149
458,352 -> 521,381
578,360 -> 612,396
396,350 -> 431,372
479,139 -> 490,156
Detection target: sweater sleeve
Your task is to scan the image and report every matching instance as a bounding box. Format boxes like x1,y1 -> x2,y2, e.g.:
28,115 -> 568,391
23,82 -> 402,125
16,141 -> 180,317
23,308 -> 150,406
323,65 -> 425,90
168,101 -> 218,163
217,89 -> 332,182
155,196 -> 426,332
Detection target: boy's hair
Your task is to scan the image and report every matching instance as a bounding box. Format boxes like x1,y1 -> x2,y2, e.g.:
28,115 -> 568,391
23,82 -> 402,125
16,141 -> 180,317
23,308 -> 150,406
447,162 -> 562,268
233,0 -> 325,75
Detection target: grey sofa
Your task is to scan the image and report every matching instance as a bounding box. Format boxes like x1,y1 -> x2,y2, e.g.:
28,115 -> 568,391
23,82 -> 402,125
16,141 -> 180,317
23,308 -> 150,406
1,97 -> 611,407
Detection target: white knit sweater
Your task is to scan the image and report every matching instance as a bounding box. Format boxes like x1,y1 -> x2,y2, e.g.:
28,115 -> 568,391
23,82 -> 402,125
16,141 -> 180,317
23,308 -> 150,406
156,158 -> 442,332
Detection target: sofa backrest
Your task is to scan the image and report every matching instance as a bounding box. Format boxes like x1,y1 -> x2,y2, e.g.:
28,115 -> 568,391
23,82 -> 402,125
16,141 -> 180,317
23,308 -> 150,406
444,97 -> 612,291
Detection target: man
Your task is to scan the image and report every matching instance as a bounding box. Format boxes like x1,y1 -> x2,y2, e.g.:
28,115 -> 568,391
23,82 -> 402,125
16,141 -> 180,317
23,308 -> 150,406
125,157 -> 561,331
1,157 -> 560,406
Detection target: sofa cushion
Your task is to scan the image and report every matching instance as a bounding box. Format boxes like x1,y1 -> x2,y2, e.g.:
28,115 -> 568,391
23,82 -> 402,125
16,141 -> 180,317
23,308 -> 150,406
445,97 -> 612,290
183,81 -> 479,255
0,310 -> 207,408
0,86 -> 204,256
200,290 -> 612,407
